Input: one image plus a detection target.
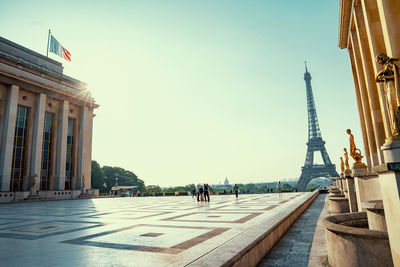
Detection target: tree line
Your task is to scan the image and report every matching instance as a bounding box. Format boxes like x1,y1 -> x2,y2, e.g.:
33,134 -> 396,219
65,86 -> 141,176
91,160 -> 323,194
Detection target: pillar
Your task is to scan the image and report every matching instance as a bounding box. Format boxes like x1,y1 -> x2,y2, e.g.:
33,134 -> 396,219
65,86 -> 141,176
375,2 -> 400,265
349,33 -> 379,166
77,106 -> 93,191
54,100 -> 68,190
376,0 -> 400,58
0,85 -> 19,191
29,94 -> 46,193
353,6 -> 386,163
360,0 -> 391,139
349,46 -> 372,168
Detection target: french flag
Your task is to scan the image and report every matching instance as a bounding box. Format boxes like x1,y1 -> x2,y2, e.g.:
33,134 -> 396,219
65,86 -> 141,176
49,35 -> 71,61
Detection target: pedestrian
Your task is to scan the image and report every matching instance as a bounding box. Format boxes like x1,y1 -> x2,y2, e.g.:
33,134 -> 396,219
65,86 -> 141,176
277,181 -> 282,199
204,183 -> 210,202
199,184 -> 204,201
233,184 -> 239,198
192,186 -> 196,199
197,184 -> 201,202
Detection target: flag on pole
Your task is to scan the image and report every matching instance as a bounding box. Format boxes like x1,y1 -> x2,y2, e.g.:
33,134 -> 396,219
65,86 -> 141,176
49,35 -> 71,62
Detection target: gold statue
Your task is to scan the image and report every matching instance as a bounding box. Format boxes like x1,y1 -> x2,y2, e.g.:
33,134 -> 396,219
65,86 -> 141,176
344,148 -> 351,171
82,175 -> 85,187
347,129 -> 365,166
340,157 -> 345,173
32,173 -> 38,187
376,53 -> 400,138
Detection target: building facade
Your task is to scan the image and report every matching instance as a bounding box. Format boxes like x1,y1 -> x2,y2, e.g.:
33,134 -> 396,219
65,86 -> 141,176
337,0 -> 400,265
0,37 -> 98,201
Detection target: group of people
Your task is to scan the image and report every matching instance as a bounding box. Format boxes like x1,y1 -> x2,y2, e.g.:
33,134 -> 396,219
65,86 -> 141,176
192,183 -> 211,202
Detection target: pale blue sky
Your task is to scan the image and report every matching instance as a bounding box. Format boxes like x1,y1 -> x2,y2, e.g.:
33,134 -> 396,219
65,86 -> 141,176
0,0 -> 362,186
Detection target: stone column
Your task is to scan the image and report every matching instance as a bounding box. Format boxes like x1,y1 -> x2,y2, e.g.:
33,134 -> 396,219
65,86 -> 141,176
360,0 -> 391,139
29,94 -> 46,194
0,85 -> 19,192
375,3 -> 400,265
376,0 -> 400,58
77,106 -> 93,191
54,100 -> 68,190
350,32 -> 379,166
349,46 -> 372,168
353,6 -> 386,163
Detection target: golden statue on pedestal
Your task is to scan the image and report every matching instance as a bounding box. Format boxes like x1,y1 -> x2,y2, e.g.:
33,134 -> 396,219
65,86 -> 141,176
347,129 -> 365,166
376,53 -> 400,139
344,148 -> 351,171
82,175 -> 85,187
340,157 -> 345,173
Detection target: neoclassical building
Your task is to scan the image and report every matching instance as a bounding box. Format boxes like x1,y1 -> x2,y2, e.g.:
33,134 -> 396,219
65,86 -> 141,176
0,37 -> 98,201
331,0 -> 400,266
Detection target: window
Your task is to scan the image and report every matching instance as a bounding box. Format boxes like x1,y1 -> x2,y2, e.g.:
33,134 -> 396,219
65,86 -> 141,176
65,118 -> 75,190
11,106 -> 29,191
40,112 -> 54,190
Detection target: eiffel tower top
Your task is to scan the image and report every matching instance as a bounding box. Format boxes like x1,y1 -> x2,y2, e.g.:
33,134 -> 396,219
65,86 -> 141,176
304,63 -> 322,140
304,61 -> 311,80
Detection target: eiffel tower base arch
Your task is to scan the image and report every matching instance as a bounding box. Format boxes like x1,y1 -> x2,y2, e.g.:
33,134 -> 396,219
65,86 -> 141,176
296,165 -> 339,192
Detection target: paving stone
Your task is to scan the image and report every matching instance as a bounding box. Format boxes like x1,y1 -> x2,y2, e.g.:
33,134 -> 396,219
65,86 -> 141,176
258,194 -> 327,267
0,192 -> 314,266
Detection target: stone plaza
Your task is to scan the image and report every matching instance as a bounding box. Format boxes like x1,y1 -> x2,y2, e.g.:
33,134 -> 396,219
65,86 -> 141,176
0,192 -> 317,266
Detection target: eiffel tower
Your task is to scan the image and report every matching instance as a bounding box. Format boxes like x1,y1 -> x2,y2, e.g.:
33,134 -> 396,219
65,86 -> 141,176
297,63 -> 339,191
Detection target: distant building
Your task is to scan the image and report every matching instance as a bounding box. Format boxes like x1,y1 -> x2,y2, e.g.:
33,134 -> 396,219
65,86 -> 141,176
224,177 -> 229,185
0,37 -> 98,201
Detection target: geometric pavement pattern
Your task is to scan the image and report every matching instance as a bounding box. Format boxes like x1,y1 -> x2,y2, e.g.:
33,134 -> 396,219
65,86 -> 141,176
0,192 -> 312,266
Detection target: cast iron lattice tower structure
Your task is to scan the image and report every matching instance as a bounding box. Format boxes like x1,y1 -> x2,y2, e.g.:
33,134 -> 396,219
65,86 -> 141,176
296,63 -> 339,191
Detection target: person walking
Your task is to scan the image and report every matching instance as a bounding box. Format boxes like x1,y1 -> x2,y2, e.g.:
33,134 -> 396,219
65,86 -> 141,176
196,184 -> 201,202
192,186 -> 196,199
204,183 -> 210,202
276,181 -> 282,199
199,184 -> 204,201
233,184 -> 239,198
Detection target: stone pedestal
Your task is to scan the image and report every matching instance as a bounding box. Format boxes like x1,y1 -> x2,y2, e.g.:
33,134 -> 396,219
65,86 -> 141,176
345,176 -> 358,213
361,200 -> 387,232
381,141 -> 400,163
353,172 -> 381,212
373,160 -> 400,266
342,179 -> 349,198
338,173 -> 344,191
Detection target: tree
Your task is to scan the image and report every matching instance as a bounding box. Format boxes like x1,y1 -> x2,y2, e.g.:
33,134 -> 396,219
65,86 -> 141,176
162,184 -> 195,194
91,160 -> 107,193
146,185 -> 162,194
102,166 -> 145,192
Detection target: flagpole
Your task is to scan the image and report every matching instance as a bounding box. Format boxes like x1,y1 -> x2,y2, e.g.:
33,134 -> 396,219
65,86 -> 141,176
46,30 -> 51,57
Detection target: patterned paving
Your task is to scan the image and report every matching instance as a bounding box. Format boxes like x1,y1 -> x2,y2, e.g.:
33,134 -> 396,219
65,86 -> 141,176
0,192 -> 312,266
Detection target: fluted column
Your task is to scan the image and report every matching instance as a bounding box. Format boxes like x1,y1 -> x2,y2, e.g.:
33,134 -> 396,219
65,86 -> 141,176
348,46 -> 372,168
376,0 -> 400,58
29,93 -> 46,192
0,85 -> 19,192
353,5 -> 386,164
360,0 -> 391,140
54,100 -> 68,190
77,106 -> 93,190
350,29 -> 379,166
